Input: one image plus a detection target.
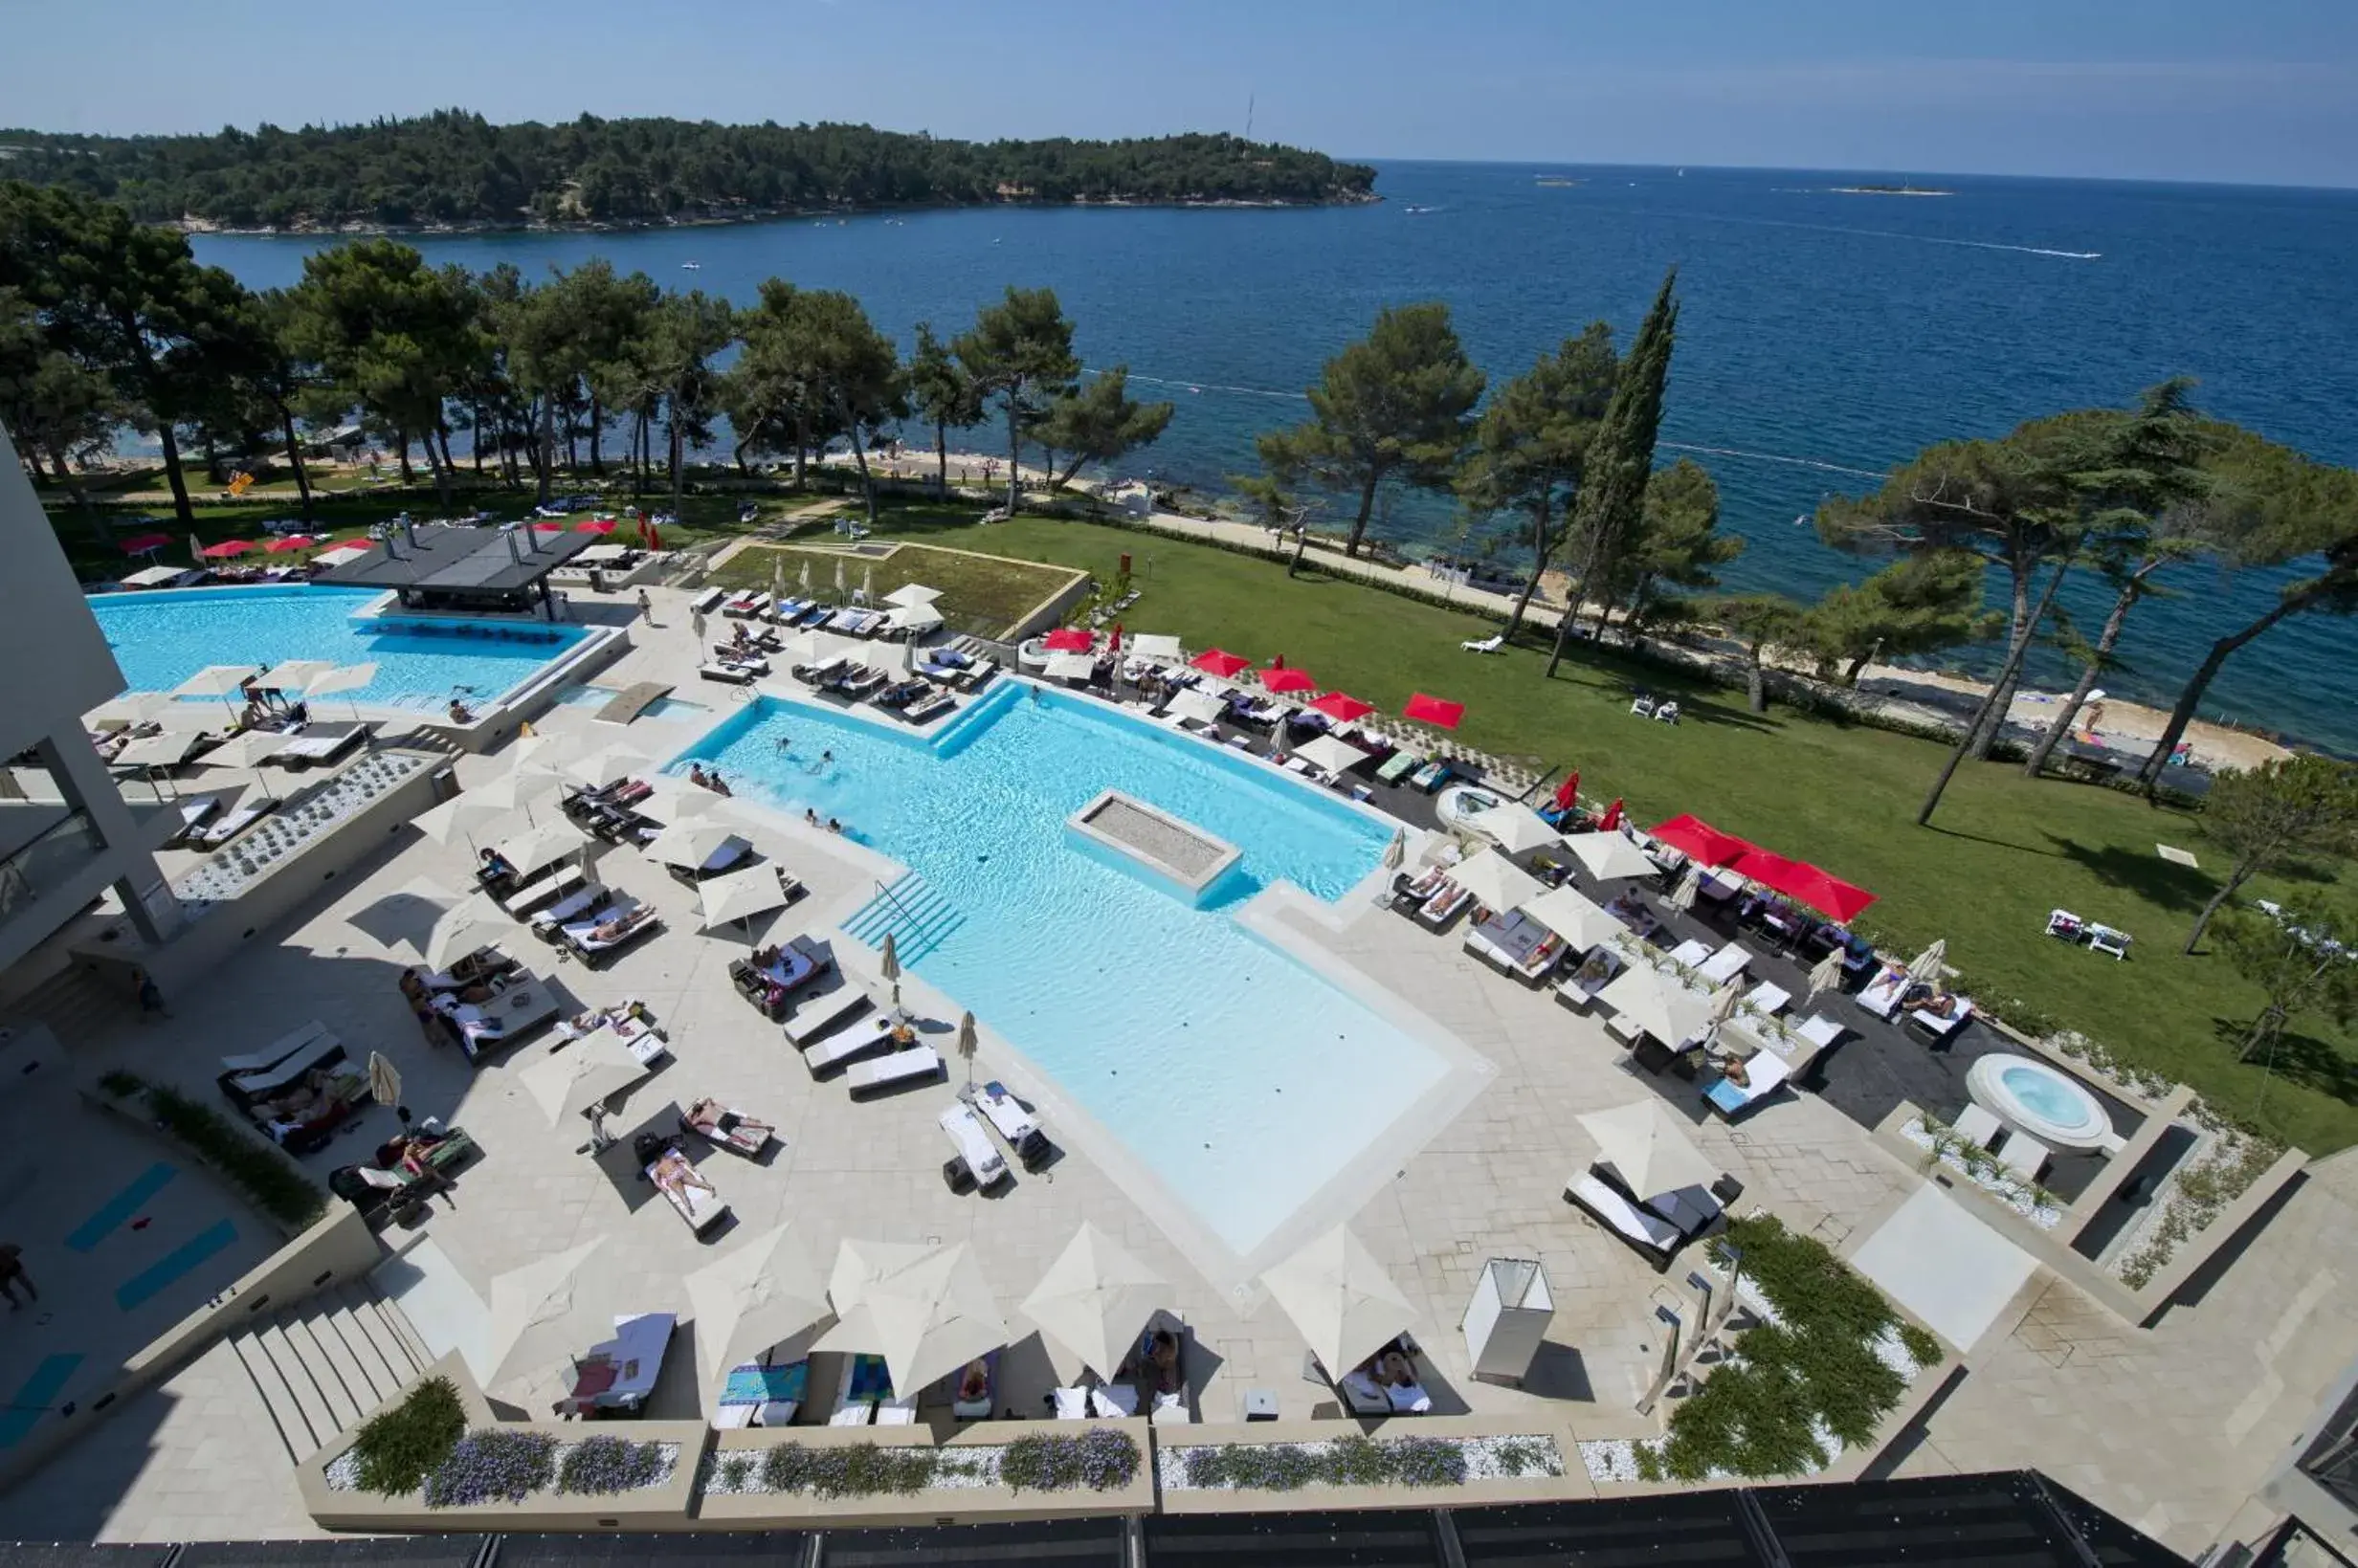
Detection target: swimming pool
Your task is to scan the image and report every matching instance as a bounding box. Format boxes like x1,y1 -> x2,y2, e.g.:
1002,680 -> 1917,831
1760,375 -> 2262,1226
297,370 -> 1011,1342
679,684 -> 1464,1259
91,585 -> 590,710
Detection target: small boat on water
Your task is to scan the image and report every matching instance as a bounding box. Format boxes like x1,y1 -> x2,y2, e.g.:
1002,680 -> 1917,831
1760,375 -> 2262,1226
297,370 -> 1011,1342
680,260 -> 701,270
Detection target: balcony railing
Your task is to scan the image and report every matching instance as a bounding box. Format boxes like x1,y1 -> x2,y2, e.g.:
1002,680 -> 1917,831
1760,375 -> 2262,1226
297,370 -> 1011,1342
0,809 -> 104,921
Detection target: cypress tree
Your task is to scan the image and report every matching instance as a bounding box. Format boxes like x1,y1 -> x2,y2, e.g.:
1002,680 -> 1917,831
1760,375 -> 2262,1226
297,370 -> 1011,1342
1547,266 -> 1680,678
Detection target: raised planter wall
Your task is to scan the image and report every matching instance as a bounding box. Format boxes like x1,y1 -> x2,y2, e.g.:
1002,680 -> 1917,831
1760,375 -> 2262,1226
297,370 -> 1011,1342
1155,1413 -> 1591,1515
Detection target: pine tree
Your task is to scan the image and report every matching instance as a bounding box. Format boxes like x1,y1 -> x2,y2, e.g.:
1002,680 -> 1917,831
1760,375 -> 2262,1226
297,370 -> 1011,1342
1546,267 -> 1679,677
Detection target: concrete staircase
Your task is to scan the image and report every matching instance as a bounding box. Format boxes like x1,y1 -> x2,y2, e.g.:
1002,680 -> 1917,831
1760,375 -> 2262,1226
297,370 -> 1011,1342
7,961 -> 137,1047
228,1280 -> 436,1462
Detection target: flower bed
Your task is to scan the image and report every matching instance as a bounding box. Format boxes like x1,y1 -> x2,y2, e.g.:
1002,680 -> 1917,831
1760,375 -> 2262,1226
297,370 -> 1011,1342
1900,1115 -> 2065,1228
1157,1433 -> 1562,1492
323,1424 -> 680,1508
703,1429 -> 1140,1499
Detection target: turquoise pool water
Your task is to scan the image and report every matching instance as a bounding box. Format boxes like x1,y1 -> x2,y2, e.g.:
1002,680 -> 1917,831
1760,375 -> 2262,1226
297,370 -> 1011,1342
679,685 -> 1456,1256
91,586 -> 587,711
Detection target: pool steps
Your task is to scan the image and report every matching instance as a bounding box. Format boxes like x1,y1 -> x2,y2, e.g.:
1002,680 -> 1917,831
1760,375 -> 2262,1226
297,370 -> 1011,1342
842,871 -> 964,965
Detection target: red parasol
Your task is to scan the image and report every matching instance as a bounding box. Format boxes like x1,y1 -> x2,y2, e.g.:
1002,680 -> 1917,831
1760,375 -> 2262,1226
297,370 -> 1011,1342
1309,691 -> 1375,723
1403,692 -> 1464,729
119,532 -> 173,556
1648,813 -> 1752,867
199,539 -> 256,559
1732,849 -> 1877,922
263,534 -> 317,553
1108,624 -> 1123,653
1552,771 -> 1582,812
1043,628 -> 1095,652
531,520 -> 567,534
1190,649 -> 1252,679
1598,798 -> 1625,831
1261,667 -> 1317,695
575,518 -> 617,534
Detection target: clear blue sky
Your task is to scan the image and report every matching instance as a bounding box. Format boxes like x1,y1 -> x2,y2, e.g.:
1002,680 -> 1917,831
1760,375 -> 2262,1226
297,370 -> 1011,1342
8,0 -> 2355,188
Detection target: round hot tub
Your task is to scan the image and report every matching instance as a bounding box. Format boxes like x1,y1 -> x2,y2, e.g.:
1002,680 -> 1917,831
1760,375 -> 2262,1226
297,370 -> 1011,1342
1966,1053 -> 2121,1152
1435,784 -> 1505,832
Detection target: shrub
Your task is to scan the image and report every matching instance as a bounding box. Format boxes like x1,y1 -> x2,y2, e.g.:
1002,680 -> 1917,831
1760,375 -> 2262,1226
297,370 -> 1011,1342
999,1428 -> 1142,1493
716,1452 -> 754,1491
105,1073 -> 325,1228
1178,1434 -> 1516,1491
556,1434 -> 667,1495
347,1377 -> 465,1496
424,1428 -> 555,1508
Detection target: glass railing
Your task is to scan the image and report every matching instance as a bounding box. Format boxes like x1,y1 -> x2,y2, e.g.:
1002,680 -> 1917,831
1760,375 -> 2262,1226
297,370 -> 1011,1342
0,810 -> 104,921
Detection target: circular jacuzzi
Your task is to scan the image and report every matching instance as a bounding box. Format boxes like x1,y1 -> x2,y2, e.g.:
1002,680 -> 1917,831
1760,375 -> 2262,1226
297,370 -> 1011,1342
1435,784 -> 1505,831
1967,1054 -> 2121,1152
1015,637 -> 1053,671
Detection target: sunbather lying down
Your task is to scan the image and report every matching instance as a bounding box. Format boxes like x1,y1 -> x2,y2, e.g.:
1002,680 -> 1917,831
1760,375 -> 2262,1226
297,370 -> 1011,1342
650,1148 -> 718,1200
588,906 -> 657,942
686,1097 -> 773,1138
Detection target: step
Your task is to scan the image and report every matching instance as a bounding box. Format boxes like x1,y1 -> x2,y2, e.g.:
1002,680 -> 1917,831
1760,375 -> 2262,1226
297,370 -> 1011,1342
230,1329 -> 318,1464
364,1291 -> 435,1377
322,1287 -> 407,1407
254,1321 -> 338,1458
286,1313 -> 368,1432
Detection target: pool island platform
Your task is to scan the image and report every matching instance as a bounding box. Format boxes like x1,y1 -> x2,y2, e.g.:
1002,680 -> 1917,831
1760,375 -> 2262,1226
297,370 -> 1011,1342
1067,788 -> 1243,904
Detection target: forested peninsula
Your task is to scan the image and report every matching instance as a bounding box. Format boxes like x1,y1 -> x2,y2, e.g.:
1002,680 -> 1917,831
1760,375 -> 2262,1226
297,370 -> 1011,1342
0,112 -> 1379,232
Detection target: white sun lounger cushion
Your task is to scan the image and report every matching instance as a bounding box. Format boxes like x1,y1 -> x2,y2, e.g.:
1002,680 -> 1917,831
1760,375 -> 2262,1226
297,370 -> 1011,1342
783,986 -> 871,1045
1697,943 -> 1752,985
940,1104 -> 1008,1186
220,1019 -> 333,1075
1050,1386 -> 1093,1421
1568,1174 -> 1680,1253
805,1015 -> 898,1073
850,1045 -> 942,1091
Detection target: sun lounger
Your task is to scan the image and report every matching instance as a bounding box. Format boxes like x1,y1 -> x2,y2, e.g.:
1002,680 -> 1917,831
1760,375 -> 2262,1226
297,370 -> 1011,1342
166,794 -> 225,846
1554,946 -> 1627,1009
1697,943 -> 1752,985
793,655 -> 851,687
1857,968 -> 1908,1019
699,661 -> 758,685
707,647 -> 771,674
1370,751 -> 1423,788
647,1148 -> 729,1235
959,656 -> 998,692
848,1044 -> 944,1096
1795,1014 -> 1844,1051
1907,997 -> 1975,1043
962,1080 -> 1052,1168
196,800 -> 278,850
1703,1049 -> 1791,1118
1409,760 -> 1457,793
940,1103 -> 1011,1189
804,1012 -> 901,1075
714,1360 -> 808,1428
1996,1132 -> 2051,1181
531,882 -> 609,937
562,898 -> 662,966
1745,981 -> 1791,1015
783,984 -> 872,1046
502,862 -> 586,917
1049,1385 -> 1094,1420
903,692 -> 955,724
1415,881 -> 1471,928
220,1028 -> 346,1109
276,724 -> 371,768
1461,632 -> 1505,653
556,1312 -> 677,1418
219,1019 -> 334,1076
690,586 -> 727,615
725,591 -> 772,619
1668,939 -> 1712,968
832,1353 -> 895,1424
438,981 -> 561,1064
1953,1104 -> 2004,1148
836,666 -> 889,699
1567,1173 -> 1682,1266
1092,1382 -> 1140,1417
682,1097 -> 775,1158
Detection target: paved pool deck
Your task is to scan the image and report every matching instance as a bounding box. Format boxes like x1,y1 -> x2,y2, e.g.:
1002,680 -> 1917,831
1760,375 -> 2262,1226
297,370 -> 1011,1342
1,581 -> 2353,1556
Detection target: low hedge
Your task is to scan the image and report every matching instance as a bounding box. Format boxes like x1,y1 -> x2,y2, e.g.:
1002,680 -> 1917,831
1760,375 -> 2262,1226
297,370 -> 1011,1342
347,1377 -> 466,1495
753,1429 -> 1141,1498
99,1071 -> 327,1228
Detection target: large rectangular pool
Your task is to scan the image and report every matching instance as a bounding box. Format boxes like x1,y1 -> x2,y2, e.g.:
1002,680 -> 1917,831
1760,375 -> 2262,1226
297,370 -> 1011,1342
91,585 -> 588,710
678,684 -> 1461,1260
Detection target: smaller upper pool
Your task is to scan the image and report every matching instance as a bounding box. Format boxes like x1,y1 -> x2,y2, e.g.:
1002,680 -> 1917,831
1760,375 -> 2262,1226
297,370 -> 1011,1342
92,585 -> 589,712
1968,1053 -> 2120,1152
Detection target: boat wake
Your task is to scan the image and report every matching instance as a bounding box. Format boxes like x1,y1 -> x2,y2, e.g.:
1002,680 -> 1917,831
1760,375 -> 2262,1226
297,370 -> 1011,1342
1641,209 -> 2101,260
1090,368 -> 1309,402
1657,442 -> 1885,478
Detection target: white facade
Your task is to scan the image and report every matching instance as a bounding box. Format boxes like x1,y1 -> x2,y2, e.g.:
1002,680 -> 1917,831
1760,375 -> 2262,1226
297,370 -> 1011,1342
0,423 -> 176,973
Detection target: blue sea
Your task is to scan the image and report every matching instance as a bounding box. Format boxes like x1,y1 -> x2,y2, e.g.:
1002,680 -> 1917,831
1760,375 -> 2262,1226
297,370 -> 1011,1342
190,163 -> 2358,753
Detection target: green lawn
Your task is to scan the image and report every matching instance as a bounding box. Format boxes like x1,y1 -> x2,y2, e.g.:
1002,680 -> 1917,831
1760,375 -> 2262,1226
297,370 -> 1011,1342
709,540 -> 1081,640
857,511 -> 2357,1152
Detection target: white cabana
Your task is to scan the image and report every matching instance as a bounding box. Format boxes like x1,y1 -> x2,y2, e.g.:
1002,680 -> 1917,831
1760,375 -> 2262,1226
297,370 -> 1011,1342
1164,689 -> 1228,727
813,1240 -> 1011,1397
1519,886 -> 1628,953
1258,1225 -> 1418,1377
1447,848 -> 1544,913
886,604 -> 944,635
685,1224 -> 834,1385
1128,634 -> 1184,663
1043,651 -> 1098,682
1576,1100 -> 1720,1201
883,583 -> 943,607
1469,803 -> 1561,855
1019,1223 -> 1169,1380
1593,964 -> 1718,1049
699,865 -> 790,929
1564,830 -> 1660,882
1292,733 -> 1371,775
